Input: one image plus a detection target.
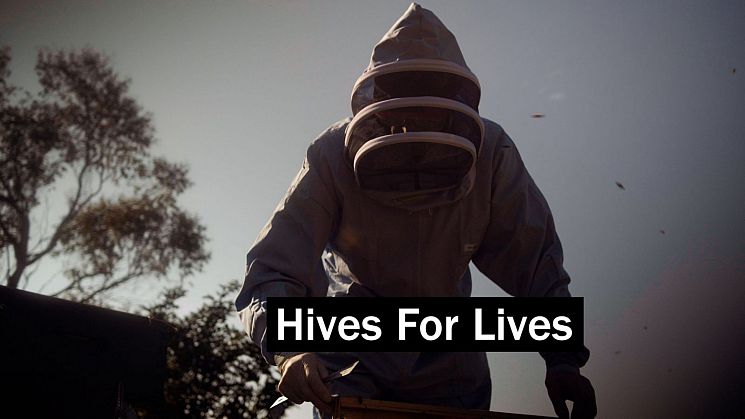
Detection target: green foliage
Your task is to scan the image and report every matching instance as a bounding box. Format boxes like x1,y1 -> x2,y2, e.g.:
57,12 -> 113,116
1,46 -> 273,418
142,281 -> 281,419
0,46 -> 209,302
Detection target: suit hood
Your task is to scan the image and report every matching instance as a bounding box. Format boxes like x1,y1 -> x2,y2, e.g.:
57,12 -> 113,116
346,3 -> 483,211
368,2 -> 473,72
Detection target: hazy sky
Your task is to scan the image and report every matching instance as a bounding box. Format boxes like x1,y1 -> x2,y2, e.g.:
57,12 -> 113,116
2,1 -> 744,417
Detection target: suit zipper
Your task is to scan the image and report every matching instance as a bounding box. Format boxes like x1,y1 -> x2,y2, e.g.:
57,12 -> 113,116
417,208 -> 434,294
417,210 -> 422,294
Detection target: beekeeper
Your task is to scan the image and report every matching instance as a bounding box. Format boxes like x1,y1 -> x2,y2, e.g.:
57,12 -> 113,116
236,3 -> 596,418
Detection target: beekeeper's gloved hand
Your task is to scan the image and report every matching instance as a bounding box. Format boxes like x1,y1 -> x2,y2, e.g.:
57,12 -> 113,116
276,352 -> 333,414
545,368 -> 597,419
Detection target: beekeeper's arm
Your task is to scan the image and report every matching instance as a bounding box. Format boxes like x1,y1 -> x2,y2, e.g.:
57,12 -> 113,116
235,140 -> 337,412
472,131 -> 596,419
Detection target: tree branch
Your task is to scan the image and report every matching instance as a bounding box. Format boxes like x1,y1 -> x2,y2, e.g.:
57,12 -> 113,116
0,193 -> 24,216
78,269 -> 143,304
28,193 -> 52,255
0,219 -> 17,246
49,275 -> 85,298
36,266 -> 64,294
0,175 -> 14,199
3,246 -> 11,283
26,152 -> 96,266
6,212 -> 30,288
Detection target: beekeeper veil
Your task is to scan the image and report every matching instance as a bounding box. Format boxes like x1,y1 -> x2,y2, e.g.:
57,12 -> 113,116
346,3 -> 483,210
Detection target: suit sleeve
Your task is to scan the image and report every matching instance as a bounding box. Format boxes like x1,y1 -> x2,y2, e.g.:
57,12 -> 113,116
471,131 -> 589,370
234,141 -> 339,364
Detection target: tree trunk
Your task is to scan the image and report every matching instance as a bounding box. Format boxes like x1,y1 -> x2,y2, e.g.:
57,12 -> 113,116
6,215 -> 30,289
7,266 -> 23,288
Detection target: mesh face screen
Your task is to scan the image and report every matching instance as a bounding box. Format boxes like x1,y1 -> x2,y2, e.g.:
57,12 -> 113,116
347,106 -> 482,162
348,69 -> 482,194
356,141 -> 473,191
352,70 -> 480,115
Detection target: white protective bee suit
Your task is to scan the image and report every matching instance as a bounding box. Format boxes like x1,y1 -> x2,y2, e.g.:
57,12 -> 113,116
236,2 -> 590,412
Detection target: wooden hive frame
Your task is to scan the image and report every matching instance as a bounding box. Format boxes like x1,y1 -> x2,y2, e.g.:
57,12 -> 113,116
332,397 -> 556,419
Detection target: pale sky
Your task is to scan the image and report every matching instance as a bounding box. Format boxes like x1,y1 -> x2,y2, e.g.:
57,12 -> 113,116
2,1 -> 744,417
